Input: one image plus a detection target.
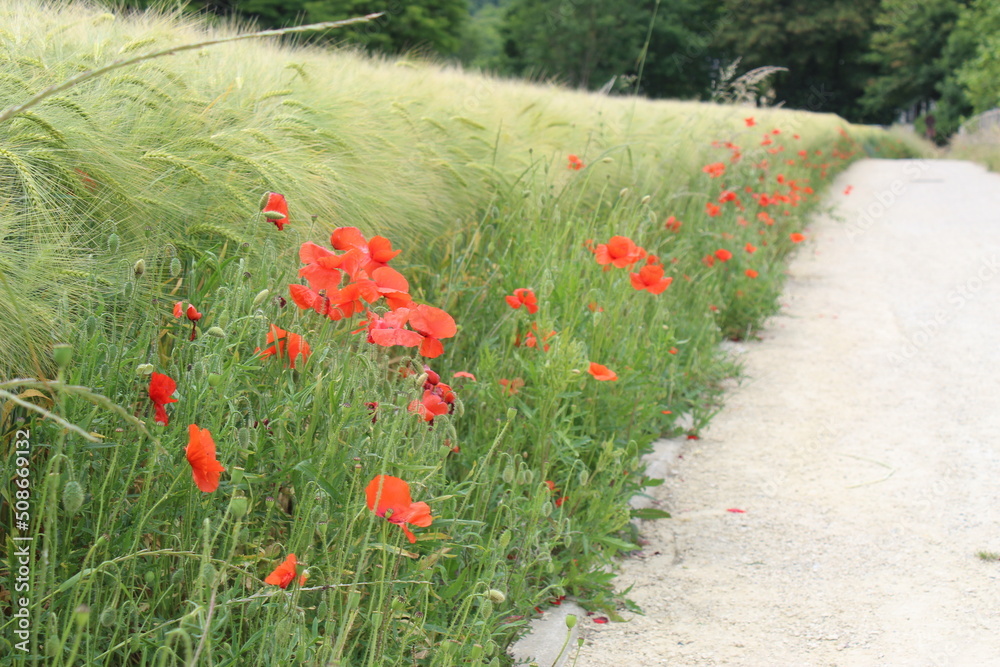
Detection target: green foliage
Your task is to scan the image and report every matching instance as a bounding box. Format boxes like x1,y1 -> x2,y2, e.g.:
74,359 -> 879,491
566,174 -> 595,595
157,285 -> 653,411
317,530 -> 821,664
500,0 -> 719,97
0,2 -> 918,665
300,0 -> 469,56
712,0 -> 880,121
860,0 -> 964,125
955,0 -> 1000,114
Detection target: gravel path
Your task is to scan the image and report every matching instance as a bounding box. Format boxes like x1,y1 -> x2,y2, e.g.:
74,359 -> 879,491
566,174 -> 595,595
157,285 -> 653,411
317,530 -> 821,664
574,159 -> 1000,666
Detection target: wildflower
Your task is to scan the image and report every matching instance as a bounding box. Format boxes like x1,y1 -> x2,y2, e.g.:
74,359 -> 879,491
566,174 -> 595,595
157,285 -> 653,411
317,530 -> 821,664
587,362 -> 617,381
630,264 -> 673,295
744,117 -> 755,127
330,227 -> 401,277
702,162 -> 725,178
701,254 -> 715,268
790,233 -> 806,243
256,324 -> 311,369
758,212 -> 775,226
544,481 -> 567,508
668,347 -> 678,355
593,236 -> 646,269
365,474 -> 433,544
587,302 -> 603,313
745,243 -> 756,253
148,372 -> 177,425
843,185 -> 853,195
705,203 -> 721,217
409,391 -> 450,423
407,304 -> 458,358
453,371 -> 477,381
186,424 -> 225,493
505,288 -> 539,314
745,269 -> 759,278
567,154 -> 584,170
714,249 -> 733,262
718,190 -> 739,205
261,193 -> 290,231
264,553 -> 298,589
499,378 -> 525,396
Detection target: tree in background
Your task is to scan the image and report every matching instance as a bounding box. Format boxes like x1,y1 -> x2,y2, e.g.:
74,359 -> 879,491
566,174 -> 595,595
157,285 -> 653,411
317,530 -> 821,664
859,0 -> 965,126
499,0 -> 719,99
712,0 -> 879,121
300,0 -> 469,55
954,0 -> 1000,115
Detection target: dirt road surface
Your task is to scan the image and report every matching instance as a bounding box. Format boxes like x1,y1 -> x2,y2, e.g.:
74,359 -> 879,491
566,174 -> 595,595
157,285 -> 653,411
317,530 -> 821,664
574,159 -> 1000,666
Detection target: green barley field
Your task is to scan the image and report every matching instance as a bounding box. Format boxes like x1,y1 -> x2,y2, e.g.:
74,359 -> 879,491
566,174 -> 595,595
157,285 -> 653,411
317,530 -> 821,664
0,1 -> 919,665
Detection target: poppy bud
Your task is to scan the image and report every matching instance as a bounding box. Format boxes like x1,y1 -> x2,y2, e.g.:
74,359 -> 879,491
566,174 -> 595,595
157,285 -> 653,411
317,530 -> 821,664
229,495 -> 249,519
133,259 -> 145,277
498,530 -> 511,550
259,191 -> 271,209
565,614 -> 578,629
414,372 -> 428,388
640,195 -> 651,205
62,480 -> 84,515
170,257 -> 182,277
252,289 -> 270,307
541,500 -> 553,517
207,373 -> 222,387
506,407 -> 517,421
237,427 -> 251,450
136,363 -> 154,376
479,600 -> 493,618
487,589 -> 506,604
185,305 -> 202,322
502,465 -> 515,484
602,157 -> 614,163
578,469 -> 589,486
52,343 -> 73,369
207,326 -> 226,338
99,606 -> 116,628
517,468 -> 533,485
619,188 -> 629,199
74,604 -> 91,628
263,211 -> 287,220
107,233 -> 120,253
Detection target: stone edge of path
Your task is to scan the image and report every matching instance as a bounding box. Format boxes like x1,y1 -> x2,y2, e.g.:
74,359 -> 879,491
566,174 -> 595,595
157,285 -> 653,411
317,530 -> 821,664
507,437 -> 684,665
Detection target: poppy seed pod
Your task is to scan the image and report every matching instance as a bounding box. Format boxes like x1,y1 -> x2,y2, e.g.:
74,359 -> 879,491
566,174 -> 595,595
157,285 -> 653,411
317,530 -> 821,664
229,495 -> 249,519
565,614 -> 578,629
52,343 -> 73,368
62,480 -> 84,515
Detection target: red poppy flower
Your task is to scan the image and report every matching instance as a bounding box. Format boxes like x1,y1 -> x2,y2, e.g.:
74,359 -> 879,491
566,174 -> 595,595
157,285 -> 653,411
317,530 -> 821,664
843,185 -> 853,195
718,190 -> 738,204
330,227 -> 401,277
262,193 -> 289,231
499,377 -> 525,396
453,371 -> 477,381
587,302 -> 603,312
264,553 -> 297,588
567,154 -> 584,170
588,362 -> 617,381
630,264 -> 673,295
714,249 -> 732,262
186,424 -> 225,493
664,215 -> 682,232
593,236 -> 646,269
409,391 -> 450,423
702,254 -> 715,268
758,212 -> 775,225
745,269 -> 759,279
790,233 -> 806,243
744,117 -> 755,127
365,475 -> 433,544
702,162 -> 725,178
256,324 -> 311,369
505,288 -> 538,314
745,243 -> 756,253
148,372 -> 178,425
408,304 -> 458,358
543,481 -> 568,508
668,347 -> 678,355
173,301 -> 184,318
705,203 -> 721,217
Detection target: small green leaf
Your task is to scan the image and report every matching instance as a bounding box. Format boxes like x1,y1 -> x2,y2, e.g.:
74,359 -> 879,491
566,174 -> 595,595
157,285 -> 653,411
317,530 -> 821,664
630,508 -> 672,520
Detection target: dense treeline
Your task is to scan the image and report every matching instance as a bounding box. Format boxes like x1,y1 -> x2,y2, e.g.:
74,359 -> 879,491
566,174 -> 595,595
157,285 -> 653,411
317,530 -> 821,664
121,0 -> 1000,138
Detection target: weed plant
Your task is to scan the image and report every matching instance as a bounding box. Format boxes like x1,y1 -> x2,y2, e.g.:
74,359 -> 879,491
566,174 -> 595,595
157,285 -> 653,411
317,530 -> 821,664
0,1 -> 920,665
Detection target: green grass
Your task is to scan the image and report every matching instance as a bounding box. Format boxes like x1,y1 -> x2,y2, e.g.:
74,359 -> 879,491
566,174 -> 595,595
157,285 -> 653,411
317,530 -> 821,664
0,1 -> 922,665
